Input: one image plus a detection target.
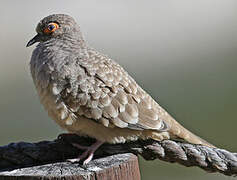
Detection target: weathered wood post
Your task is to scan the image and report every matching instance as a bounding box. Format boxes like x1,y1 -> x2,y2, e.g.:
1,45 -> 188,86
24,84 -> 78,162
0,135 -> 142,180
0,153 -> 140,180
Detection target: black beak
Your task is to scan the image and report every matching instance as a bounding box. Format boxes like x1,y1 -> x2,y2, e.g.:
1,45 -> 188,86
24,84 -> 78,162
26,34 -> 41,47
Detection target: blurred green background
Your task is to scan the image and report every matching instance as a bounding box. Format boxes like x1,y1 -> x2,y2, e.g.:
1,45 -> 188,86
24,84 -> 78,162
0,0 -> 236,179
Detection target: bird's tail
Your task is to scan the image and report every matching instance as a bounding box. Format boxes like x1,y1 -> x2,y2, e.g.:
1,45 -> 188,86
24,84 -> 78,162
169,120 -> 215,148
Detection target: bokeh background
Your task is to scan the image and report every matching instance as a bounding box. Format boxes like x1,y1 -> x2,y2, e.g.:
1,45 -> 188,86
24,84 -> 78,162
0,0 -> 237,179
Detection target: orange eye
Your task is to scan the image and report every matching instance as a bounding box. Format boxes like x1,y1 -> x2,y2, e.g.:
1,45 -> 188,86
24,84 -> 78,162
44,23 -> 59,34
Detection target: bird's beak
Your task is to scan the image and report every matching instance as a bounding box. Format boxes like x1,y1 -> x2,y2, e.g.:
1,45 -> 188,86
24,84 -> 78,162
26,34 -> 41,47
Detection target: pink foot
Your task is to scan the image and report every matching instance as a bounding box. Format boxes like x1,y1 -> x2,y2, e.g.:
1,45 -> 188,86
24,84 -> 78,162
67,140 -> 104,165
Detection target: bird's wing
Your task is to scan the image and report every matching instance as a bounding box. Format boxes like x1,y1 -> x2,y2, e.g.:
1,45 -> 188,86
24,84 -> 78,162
61,50 -> 172,131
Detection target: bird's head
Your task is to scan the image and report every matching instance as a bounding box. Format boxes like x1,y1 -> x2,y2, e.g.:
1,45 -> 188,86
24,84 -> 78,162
26,14 -> 81,47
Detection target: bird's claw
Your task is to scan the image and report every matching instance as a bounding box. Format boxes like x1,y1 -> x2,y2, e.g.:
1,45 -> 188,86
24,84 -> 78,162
67,140 -> 104,164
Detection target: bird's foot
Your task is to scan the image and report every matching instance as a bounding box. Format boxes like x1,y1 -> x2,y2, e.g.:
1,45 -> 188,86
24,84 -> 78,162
67,140 -> 104,165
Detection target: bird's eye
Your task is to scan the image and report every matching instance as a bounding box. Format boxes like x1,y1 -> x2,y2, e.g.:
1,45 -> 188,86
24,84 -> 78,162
48,24 -> 55,31
44,22 -> 59,34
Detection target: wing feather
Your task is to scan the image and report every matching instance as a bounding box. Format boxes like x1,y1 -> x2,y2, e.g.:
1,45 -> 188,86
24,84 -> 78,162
61,50 -> 170,132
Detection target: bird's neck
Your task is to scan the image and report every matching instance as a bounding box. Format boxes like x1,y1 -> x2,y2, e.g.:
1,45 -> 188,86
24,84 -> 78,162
63,31 -> 87,49
42,33 -> 89,58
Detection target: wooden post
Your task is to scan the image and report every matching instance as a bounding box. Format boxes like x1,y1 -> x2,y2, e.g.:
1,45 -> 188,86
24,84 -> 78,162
0,153 -> 140,180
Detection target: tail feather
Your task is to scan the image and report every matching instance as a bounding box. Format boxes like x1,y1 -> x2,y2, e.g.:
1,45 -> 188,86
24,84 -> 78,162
169,120 -> 215,148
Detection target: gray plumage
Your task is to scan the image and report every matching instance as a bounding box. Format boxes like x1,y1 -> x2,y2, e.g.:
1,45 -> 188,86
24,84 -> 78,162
28,14 -> 213,147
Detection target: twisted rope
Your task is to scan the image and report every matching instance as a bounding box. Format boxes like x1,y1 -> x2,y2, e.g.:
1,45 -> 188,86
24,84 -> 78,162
0,134 -> 236,176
